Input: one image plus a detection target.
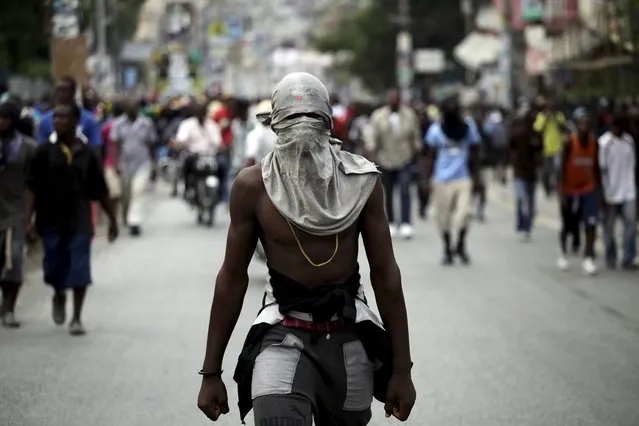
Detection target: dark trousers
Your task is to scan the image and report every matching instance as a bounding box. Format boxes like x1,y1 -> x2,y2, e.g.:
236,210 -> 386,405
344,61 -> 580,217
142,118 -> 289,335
514,178 -> 536,233
380,165 -> 412,225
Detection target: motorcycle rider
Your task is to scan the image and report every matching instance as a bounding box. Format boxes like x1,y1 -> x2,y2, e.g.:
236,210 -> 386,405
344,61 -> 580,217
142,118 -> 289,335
173,102 -> 223,201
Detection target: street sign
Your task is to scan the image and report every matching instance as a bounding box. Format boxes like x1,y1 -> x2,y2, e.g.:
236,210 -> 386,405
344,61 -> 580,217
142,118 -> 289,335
413,49 -> 445,74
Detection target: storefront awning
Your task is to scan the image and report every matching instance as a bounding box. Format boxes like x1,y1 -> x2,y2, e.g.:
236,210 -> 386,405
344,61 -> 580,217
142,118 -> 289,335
454,32 -> 503,70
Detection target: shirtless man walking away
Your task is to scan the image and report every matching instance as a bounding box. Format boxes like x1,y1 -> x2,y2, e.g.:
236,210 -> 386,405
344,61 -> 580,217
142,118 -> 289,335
197,73 -> 416,425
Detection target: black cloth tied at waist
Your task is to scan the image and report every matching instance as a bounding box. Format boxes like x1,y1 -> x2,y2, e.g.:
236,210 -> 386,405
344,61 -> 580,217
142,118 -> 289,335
233,264 -> 392,423
268,266 -> 359,322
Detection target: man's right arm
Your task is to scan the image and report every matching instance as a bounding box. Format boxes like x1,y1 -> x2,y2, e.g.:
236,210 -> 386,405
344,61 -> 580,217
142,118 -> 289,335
361,177 -> 412,373
201,167 -> 260,372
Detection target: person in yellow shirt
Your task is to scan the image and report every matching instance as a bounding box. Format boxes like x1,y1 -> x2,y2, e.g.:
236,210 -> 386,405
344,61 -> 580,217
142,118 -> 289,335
534,98 -> 567,197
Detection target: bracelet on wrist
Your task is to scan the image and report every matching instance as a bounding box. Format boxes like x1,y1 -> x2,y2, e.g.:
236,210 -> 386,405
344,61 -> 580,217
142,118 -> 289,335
198,368 -> 223,378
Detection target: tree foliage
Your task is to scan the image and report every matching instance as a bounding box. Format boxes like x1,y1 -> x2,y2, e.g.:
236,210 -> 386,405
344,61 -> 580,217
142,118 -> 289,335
111,0 -> 147,52
0,0 -> 145,79
313,0 -> 466,92
0,0 -> 50,77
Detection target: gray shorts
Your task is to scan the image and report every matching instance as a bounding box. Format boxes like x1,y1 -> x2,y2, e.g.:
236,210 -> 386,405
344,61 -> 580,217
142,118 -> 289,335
0,228 -> 25,284
252,324 -> 374,426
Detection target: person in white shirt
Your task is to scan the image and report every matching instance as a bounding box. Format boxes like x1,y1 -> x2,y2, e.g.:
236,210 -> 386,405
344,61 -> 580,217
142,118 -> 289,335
243,99 -> 277,167
175,103 -> 222,155
598,114 -> 637,270
174,103 -> 223,201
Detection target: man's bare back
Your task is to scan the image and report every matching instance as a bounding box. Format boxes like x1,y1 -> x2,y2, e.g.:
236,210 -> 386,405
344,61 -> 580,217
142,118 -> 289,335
198,72 -> 414,424
239,165 -> 360,287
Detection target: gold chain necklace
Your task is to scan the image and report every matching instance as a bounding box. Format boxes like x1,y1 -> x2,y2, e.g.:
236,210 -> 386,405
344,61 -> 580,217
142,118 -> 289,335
286,219 -> 339,267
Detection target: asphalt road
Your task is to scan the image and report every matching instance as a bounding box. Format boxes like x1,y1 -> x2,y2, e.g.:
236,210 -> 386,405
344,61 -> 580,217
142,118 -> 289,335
1,187 -> 639,426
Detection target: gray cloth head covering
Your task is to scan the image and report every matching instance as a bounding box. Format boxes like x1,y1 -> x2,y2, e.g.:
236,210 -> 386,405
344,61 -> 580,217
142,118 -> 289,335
258,72 -> 379,236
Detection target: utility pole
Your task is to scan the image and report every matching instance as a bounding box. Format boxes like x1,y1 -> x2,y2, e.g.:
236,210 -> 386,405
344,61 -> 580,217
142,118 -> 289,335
500,0 -> 515,109
50,0 -> 88,90
461,0 -> 474,84
95,0 -> 108,93
396,0 -> 413,103
108,0 -> 120,91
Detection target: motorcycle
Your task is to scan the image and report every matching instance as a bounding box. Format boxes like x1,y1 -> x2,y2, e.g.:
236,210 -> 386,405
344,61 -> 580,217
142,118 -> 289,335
188,153 -> 220,227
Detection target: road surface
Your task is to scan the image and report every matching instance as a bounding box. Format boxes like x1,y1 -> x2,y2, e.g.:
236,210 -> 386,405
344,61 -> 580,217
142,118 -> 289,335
1,188 -> 639,426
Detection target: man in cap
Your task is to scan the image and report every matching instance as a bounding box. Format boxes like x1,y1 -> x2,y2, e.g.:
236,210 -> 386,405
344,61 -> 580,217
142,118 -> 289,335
243,99 -> 277,167
0,101 -> 37,327
197,73 -> 416,425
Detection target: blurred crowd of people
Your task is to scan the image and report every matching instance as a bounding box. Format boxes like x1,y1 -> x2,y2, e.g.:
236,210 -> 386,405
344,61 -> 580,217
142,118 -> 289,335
0,77 -> 275,332
2,75 -> 638,332
334,91 -> 638,274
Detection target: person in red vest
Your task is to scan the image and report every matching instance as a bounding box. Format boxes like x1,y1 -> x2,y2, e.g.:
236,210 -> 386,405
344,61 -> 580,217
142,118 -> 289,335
557,108 -> 601,275
211,96 -> 233,202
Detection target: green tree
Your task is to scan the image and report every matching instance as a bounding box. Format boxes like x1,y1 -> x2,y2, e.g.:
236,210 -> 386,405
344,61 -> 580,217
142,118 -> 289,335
0,0 -> 145,80
0,0 -> 50,78
313,0 -> 466,92
110,0 -> 147,53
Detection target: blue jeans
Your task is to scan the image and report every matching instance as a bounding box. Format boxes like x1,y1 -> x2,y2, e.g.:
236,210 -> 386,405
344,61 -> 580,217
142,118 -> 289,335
381,165 -> 412,225
602,200 -> 637,266
514,178 -> 536,233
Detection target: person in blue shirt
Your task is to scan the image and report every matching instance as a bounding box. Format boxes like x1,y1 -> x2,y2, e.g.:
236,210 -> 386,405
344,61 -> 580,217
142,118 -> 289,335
37,76 -> 101,147
424,97 -> 481,265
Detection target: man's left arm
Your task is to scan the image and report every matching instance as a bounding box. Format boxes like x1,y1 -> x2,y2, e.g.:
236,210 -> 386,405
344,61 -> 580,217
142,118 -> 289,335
361,177 -> 415,421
